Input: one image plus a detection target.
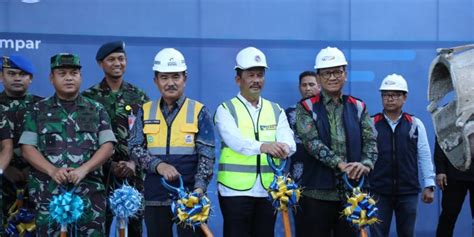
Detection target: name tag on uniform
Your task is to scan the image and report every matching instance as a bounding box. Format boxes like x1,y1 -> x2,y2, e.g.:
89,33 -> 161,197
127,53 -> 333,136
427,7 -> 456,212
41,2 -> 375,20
144,120 -> 160,124
259,124 -> 277,131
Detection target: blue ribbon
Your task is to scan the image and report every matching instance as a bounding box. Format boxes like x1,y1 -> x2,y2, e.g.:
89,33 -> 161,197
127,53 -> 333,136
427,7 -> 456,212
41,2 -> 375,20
161,177 -> 211,228
266,156 -> 301,211
49,186 -> 84,226
109,183 -> 143,219
341,174 -> 379,229
342,173 -> 365,190
5,208 -> 36,236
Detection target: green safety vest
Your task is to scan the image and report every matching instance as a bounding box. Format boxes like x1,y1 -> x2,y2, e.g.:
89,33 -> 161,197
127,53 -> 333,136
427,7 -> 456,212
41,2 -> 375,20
218,97 -> 281,191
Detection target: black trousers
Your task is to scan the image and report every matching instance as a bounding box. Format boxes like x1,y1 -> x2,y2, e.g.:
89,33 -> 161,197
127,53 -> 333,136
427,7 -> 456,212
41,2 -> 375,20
218,195 -> 277,237
292,207 -> 304,237
145,205 -> 204,237
436,179 -> 474,237
299,196 -> 357,237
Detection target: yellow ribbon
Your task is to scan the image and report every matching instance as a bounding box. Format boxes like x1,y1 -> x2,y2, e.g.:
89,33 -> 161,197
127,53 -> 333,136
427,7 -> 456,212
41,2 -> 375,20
7,189 -> 25,216
342,188 -> 379,228
268,176 -> 301,211
16,221 -> 36,234
175,195 -> 211,225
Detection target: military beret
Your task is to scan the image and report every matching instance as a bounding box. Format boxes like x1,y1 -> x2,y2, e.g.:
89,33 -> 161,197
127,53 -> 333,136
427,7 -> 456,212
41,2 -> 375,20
96,41 -> 126,61
50,53 -> 82,69
1,55 -> 35,75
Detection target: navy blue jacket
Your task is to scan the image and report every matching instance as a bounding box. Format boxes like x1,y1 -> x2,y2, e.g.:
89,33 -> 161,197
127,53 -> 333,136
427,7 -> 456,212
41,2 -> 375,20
144,154 -> 198,201
300,94 -> 365,190
370,113 -> 420,195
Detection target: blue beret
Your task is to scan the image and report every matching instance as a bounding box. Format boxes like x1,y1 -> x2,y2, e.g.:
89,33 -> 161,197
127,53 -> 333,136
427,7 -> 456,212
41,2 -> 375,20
1,55 -> 35,75
96,41 -> 126,61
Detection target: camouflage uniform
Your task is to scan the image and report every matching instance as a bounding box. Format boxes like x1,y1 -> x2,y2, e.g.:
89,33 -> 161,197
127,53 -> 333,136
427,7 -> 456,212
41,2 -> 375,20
82,79 -> 149,234
0,109 -> 13,140
0,109 -> 13,236
0,91 -> 43,225
19,94 -> 116,236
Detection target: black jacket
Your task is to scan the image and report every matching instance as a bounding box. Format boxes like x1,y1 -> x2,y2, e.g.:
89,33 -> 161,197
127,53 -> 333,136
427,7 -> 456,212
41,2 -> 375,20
434,137 -> 474,182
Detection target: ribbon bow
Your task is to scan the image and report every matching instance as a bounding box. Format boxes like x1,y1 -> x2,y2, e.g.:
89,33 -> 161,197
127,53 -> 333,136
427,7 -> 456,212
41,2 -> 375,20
49,186 -> 84,227
5,208 -> 36,236
341,174 -> 379,229
161,177 -> 211,228
5,187 -> 36,236
109,183 -> 143,219
266,156 -> 301,211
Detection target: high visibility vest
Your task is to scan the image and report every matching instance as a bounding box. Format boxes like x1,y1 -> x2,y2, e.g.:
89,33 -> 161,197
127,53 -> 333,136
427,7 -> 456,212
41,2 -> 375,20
218,97 -> 281,191
142,98 -> 203,201
142,98 -> 203,155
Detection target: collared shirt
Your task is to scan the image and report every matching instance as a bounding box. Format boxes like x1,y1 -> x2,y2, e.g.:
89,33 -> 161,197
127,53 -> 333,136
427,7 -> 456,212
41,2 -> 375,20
383,113 -> 435,188
215,93 -> 296,197
296,91 -> 378,201
82,78 -> 149,162
19,94 -> 116,151
285,104 -> 301,145
19,94 -> 116,203
0,110 -> 12,141
0,91 -> 43,167
129,95 -> 215,195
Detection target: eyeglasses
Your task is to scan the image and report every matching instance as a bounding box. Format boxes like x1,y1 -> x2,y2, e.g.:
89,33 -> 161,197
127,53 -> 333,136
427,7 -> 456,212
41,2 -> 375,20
319,70 -> 344,80
382,93 -> 404,100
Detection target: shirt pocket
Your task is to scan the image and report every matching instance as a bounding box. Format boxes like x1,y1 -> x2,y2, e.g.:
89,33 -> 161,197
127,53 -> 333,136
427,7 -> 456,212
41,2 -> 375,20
38,122 -> 64,156
143,123 -> 160,134
143,122 -> 160,146
76,120 -> 99,152
180,124 -> 198,145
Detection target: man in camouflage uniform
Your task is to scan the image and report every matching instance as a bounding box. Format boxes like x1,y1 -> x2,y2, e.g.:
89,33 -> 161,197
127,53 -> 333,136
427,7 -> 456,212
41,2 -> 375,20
19,53 -> 116,236
0,111 -> 14,235
82,41 -> 149,236
0,55 -> 42,233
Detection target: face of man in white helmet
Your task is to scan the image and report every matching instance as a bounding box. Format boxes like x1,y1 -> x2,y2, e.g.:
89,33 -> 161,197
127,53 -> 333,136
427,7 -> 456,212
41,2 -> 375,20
381,90 -> 407,114
236,67 -> 265,100
316,66 -> 346,96
99,52 -> 126,80
154,71 -> 186,104
299,74 -> 320,99
0,68 -> 32,97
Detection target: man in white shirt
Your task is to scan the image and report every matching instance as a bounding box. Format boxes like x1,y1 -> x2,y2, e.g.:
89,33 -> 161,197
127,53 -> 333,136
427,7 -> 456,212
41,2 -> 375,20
215,46 -> 296,237
370,74 -> 435,237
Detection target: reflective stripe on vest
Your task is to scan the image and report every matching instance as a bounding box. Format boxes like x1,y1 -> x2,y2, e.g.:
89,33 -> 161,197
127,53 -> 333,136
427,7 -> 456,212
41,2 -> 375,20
218,97 -> 281,191
142,98 -> 203,155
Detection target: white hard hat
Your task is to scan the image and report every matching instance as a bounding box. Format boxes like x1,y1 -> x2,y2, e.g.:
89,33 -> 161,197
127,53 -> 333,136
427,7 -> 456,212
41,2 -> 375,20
314,47 -> 348,69
379,73 -> 409,92
235,47 -> 268,70
152,48 -> 187,73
